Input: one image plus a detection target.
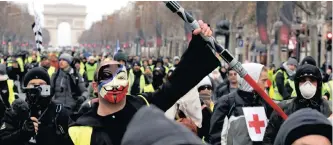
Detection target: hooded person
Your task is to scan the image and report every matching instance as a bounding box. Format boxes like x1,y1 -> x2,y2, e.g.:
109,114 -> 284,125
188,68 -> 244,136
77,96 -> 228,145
290,56 -> 330,100
173,56 -> 180,67
209,63 -> 273,145
52,53 -> 88,113
272,57 -> 298,101
273,108 -> 332,145
0,67 -> 72,145
68,20 -> 220,145
121,105 -> 205,145
0,64 -> 18,121
263,64 -> 332,145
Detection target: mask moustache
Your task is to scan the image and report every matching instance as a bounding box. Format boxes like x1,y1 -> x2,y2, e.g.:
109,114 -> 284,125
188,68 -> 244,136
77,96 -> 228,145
299,81 -> 317,99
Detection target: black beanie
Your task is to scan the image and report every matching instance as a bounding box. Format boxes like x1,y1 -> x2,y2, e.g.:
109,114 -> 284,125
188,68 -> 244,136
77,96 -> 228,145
23,67 -> 51,87
300,56 -> 316,66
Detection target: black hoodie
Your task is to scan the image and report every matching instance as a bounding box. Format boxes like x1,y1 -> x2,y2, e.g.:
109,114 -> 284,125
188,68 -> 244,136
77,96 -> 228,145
263,64 -> 332,145
274,108 -> 332,145
121,105 -> 204,145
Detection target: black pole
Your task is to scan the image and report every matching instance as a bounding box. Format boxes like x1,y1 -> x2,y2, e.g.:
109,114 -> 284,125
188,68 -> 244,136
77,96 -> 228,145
318,40 -> 321,67
296,37 -> 301,62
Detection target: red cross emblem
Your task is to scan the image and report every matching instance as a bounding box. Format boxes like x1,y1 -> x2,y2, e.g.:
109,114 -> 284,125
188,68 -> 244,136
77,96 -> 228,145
249,114 -> 265,134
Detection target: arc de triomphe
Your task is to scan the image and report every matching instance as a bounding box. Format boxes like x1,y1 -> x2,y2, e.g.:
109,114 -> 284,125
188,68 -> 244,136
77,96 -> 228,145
43,4 -> 86,47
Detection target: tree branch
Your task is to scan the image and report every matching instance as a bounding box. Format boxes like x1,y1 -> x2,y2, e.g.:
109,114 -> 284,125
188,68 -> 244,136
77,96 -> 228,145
293,1 -> 312,16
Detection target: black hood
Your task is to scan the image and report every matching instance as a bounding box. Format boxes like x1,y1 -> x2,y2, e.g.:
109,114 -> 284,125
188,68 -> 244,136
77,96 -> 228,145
121,105 -> 204,145
294,64 -> 323,108
274,108 -> 332,145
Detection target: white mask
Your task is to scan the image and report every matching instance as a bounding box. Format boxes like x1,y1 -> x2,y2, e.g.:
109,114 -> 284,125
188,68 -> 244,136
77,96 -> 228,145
299,81 -> 317,99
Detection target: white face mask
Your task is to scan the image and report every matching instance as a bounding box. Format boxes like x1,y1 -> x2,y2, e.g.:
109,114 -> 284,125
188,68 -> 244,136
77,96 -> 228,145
299,81 -> 317,99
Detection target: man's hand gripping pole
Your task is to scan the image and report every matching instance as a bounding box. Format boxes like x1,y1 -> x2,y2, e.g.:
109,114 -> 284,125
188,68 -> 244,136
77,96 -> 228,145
163,1 -> 288,120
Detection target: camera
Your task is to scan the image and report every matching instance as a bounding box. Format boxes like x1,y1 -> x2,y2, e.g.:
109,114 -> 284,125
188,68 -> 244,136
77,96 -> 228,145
23,85 -> 51,97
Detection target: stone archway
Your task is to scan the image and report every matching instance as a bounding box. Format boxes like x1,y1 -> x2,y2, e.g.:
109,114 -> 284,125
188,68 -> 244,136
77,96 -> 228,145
43,4 -> 86,47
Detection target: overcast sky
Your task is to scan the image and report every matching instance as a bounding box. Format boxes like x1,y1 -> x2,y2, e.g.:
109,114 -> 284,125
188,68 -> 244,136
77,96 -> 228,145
15,0 -> 130,46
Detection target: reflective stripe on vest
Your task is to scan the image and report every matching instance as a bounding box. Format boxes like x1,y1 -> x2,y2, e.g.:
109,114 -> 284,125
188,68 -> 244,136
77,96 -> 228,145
272,70 -> 288,101
85,63 -> 97,81
68,96 -> 149,145
48,66 -> 56,77
128,69 -> 145,95
7,80 -> 15,105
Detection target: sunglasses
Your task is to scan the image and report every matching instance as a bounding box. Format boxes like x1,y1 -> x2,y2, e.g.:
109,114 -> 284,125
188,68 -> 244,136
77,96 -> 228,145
198,85 -> 212,91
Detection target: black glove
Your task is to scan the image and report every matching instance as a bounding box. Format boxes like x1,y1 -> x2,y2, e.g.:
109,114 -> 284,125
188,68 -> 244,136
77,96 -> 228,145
21,119 -> 35,137
77,96 -> 86,105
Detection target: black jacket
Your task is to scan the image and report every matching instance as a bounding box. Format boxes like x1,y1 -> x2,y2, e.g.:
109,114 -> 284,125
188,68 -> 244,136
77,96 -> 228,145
0,81 -> 18,121
69,34 -> 220,145
275,66 -> 291,100
209,90 -> 273,145
0,101 -> 72,145
263,64 -> 332,145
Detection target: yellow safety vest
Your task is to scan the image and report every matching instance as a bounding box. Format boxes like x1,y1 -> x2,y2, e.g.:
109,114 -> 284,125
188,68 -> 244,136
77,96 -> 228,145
128,69 -> 146,95
272,70 -> 288,101
6,57 -> 12,67
48,66 -> 56,77
69,95 -> 149,145
80,62 -> 85,76
25,55 -> 41,64
268,69 -> 274,82
143,84 -> 155,93
85,63 -> 97,81
0,59 -> 4,64
16,57 -> 24,72
323,81 -> 332,100
7,80 -> 15,105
